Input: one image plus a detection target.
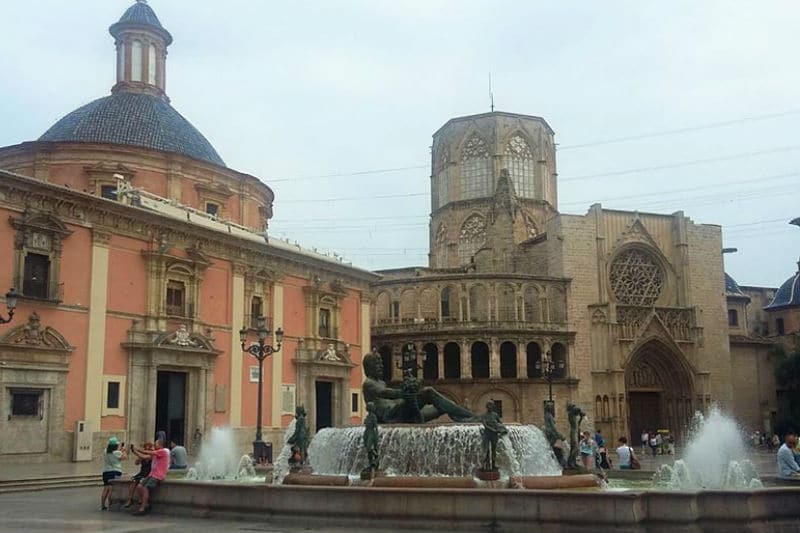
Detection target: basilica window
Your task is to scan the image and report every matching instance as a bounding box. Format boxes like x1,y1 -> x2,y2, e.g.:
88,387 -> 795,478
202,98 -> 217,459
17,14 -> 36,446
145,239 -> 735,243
460,135 -> 492,200
250,296 -> 264,328
166,280 -> 186,316
504,134 -> 536,198
100,184 -> 118,201
11,211 -> 71,302
609,248 -> 664,306
457,214 -> 487,265
205,202 -> 220,217
131,40 -> 143,82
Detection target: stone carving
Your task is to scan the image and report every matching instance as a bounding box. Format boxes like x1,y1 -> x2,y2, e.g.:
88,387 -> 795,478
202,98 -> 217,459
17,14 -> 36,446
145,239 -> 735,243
458,214 -> 487,264
362,402 -> 380,476
167,325 -> 199,347
0,312 -> 73,351
617,305 -> 695,342
287,405 -> 310,467
629,363 -> 659,389
462,134 -> 489,159
362,348 -> 476,423
480,401 -> 508,472
566,403 -> 585,470
320,343 -> 341,362
330,278 -> 346,294
610,248 -> 663,306
591,308 -> 607,324
506,134 -> 533,157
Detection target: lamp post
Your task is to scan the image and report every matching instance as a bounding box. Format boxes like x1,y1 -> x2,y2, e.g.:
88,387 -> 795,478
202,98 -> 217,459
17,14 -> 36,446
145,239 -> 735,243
397,342 -> 426,378
535,349 -> 558,415
239,315 -> 283,463
0,288 -> 18,325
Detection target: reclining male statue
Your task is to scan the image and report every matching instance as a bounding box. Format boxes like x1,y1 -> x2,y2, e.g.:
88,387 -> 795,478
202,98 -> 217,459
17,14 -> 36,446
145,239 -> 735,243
362,348 -> 476,423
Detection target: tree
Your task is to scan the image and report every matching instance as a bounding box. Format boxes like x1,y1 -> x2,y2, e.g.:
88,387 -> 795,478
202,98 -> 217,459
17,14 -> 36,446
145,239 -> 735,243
773,340 -> 800,437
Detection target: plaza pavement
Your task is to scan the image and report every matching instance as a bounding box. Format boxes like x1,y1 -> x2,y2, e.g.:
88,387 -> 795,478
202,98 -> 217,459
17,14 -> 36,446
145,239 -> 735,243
0,486 -> 429,533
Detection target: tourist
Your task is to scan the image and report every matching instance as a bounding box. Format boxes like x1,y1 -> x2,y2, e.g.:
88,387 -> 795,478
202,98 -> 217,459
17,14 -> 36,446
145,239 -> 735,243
641,430 -> 649,455
616,436 -> 637,469
649,431 -> 659,456
192,428 -> 202,454
579,431 -> 597,470
124,442 -> 153,508
596,442 -> 611,470
131,436 -> 170,515
772,433 -> 781,451
667,433 -> 675,455
169,439 -> 188,470
593,429 -> 604,447
777,433 -> 800,479
100,436 -> 126,510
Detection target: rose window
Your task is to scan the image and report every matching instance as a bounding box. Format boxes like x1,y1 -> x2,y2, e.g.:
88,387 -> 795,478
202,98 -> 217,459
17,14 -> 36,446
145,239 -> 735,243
609,249 -> 663,306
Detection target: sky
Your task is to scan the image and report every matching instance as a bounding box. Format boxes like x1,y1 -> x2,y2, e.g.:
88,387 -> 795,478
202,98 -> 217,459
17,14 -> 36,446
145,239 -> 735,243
1,0 -> 799,287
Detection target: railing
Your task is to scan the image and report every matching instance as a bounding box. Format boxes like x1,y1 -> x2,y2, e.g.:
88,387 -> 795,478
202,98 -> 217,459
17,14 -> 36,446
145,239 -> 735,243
373,319 -> 570,334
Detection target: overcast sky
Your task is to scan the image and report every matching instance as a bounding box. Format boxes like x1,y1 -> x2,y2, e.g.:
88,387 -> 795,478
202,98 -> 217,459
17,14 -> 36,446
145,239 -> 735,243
2,1 -> 799,287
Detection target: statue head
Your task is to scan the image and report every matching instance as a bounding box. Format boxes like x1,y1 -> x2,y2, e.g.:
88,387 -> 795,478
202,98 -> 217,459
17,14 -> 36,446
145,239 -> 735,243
295,405 -> 306,418
486,401 -> 496,413
366,401 -> 375,414
363,348 -> 384,380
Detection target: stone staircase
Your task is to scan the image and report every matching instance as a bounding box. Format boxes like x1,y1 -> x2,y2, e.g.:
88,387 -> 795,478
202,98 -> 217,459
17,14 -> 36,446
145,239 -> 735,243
0,474 -> 99,494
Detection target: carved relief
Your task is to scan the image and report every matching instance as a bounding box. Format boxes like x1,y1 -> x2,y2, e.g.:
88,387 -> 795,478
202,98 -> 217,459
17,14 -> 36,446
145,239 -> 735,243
0,311 -> 73,350
458,214 -> 487,265
610,248 -> 663,306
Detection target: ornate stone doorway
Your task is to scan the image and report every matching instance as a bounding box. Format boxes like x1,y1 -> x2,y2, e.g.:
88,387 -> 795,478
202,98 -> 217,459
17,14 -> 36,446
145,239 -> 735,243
625,340 -> 694,441
155,371 -> 187,445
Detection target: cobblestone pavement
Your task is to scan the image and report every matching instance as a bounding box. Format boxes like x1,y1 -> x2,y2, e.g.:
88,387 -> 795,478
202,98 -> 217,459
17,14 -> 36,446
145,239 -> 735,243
0,487 -> 419,533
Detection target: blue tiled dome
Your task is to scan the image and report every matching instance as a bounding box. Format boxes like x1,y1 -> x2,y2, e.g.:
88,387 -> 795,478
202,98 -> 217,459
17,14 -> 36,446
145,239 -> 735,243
725,273 -> 746,297
765,269 -> 800,310
39,92 -> 225,167
109,0 -> 172,44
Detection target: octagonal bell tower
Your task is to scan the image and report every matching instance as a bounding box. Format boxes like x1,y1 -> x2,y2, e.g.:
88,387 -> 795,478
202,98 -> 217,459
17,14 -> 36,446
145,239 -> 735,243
428,112 -> 558,269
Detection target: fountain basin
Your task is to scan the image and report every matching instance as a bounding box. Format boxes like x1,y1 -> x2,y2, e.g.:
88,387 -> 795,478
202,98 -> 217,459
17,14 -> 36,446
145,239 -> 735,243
111,479 -> 800,532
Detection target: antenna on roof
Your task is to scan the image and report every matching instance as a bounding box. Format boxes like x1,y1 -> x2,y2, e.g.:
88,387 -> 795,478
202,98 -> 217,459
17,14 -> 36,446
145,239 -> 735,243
488,73 -> 495,112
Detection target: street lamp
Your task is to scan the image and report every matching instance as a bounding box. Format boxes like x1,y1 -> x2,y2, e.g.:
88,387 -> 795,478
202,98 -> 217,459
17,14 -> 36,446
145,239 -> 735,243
397,342 -> 426,378
239,315 -> 284,463
1,288 -> 18,325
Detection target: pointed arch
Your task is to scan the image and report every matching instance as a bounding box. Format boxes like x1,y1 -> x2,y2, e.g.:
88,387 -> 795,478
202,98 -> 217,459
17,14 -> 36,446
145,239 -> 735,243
459,133 -> 492,200
504,132 -> 536,198
458,214 -> 486,265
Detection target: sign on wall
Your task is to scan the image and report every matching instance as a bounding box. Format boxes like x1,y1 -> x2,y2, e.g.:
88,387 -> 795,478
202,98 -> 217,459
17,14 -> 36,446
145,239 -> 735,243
281,384 -> 296,415
249,366 -> 261,383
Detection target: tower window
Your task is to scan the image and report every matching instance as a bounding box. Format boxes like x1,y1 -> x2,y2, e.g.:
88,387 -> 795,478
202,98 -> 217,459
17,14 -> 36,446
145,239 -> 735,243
131,40 -> 143,82
23,253 -> 50,299
148,43 -> 157,85
205,202 -> 219,217
106,382 -> 120,409
100,185 -> 118,201
250,296 -> 263,328
728,309 -> 739,327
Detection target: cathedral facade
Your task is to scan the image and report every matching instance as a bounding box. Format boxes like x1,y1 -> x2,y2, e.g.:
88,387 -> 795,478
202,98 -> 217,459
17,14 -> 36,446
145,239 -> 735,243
371,112 -> 736,440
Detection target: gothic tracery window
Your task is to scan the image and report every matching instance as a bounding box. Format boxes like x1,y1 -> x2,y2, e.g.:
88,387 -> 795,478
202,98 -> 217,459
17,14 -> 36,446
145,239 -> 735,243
460,135 -> 492,200
504,134 -> 536,198
457,214 -> 486,265
609,248 -> 664,306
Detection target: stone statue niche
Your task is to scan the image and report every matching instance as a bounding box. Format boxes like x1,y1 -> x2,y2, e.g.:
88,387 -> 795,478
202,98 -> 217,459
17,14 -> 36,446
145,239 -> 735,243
362,347 -> 476,424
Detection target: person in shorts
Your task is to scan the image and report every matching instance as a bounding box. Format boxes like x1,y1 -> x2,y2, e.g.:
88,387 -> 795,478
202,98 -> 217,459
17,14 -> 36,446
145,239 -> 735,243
101,436 -> 126,510
123,442 -> 153,508
131,437 -> 170,515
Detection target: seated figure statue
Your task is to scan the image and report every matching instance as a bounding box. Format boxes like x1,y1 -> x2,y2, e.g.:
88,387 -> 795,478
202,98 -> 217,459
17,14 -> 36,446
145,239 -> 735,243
362,348 -> 476,423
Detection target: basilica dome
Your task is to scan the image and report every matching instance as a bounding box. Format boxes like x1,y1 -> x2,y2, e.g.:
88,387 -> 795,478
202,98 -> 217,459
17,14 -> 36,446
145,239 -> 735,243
39,92 -> 224,167
765,267 -> 800,310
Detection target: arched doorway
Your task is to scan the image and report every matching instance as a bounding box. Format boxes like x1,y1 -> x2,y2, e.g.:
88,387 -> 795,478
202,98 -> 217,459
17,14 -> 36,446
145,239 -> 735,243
443,342 -> 461,379
378,345 -> 393,381
499,341 -> 517,378
471,342 -> 490,378
625,340 -> 694,441
422,342 -> 439,380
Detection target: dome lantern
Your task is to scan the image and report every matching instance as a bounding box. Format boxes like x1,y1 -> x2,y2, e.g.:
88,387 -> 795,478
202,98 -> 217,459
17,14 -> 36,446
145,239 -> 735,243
109,0 -> 173,101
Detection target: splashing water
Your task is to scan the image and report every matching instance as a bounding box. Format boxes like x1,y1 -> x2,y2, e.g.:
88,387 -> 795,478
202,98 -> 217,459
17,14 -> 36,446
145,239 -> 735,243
306,424 -> 560,479
271,419 -> 297,485
652,407 -> 761,489
184,427 -> 262,482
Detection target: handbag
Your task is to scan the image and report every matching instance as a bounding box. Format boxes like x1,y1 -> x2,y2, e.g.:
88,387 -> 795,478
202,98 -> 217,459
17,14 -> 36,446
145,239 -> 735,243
628,447 -> 641,470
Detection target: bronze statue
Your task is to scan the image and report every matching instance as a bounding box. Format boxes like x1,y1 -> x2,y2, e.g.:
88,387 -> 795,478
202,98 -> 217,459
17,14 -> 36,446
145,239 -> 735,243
566,403 -> 585,469
480,401 -> 508,472
287,405 -> 310,466
543,402 -> 566,467
362,402 -> 380,475
362,348 -> 475,423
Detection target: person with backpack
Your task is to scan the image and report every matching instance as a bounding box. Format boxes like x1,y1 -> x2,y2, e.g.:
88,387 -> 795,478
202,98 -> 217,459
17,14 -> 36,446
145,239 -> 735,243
616,436 -> 640,470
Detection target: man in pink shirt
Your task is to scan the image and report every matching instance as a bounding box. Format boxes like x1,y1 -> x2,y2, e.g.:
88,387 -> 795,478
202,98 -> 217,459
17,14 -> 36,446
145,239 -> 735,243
130,437 -> 170,515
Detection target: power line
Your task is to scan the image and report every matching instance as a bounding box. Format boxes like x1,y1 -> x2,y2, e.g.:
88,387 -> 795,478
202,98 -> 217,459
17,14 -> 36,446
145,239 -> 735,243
280,192 -> 428,204
560,145 -> 800,182
266,108 -> 800,182
557,108 -> 800,151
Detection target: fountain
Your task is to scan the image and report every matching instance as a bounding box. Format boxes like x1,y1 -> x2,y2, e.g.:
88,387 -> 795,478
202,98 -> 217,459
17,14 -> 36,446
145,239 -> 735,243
184,427 -> 262,481
651,407 -> 762,489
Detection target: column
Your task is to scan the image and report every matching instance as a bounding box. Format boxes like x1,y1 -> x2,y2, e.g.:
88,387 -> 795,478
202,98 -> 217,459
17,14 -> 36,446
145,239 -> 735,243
84,230 -> 110,434
490,337 -> 500,378
516,341 -> 526,378
270,282 -> 285,428
229,270 -> 245,427
461,340 -> 471,378
437,342 -> 445,379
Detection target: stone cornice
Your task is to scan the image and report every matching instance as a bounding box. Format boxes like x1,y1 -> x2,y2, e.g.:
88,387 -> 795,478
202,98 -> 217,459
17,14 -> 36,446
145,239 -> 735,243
0,168 -> 376,286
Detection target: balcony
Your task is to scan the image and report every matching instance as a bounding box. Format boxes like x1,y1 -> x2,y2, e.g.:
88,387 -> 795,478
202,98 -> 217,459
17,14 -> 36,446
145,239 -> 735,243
372,317 -> 570,337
